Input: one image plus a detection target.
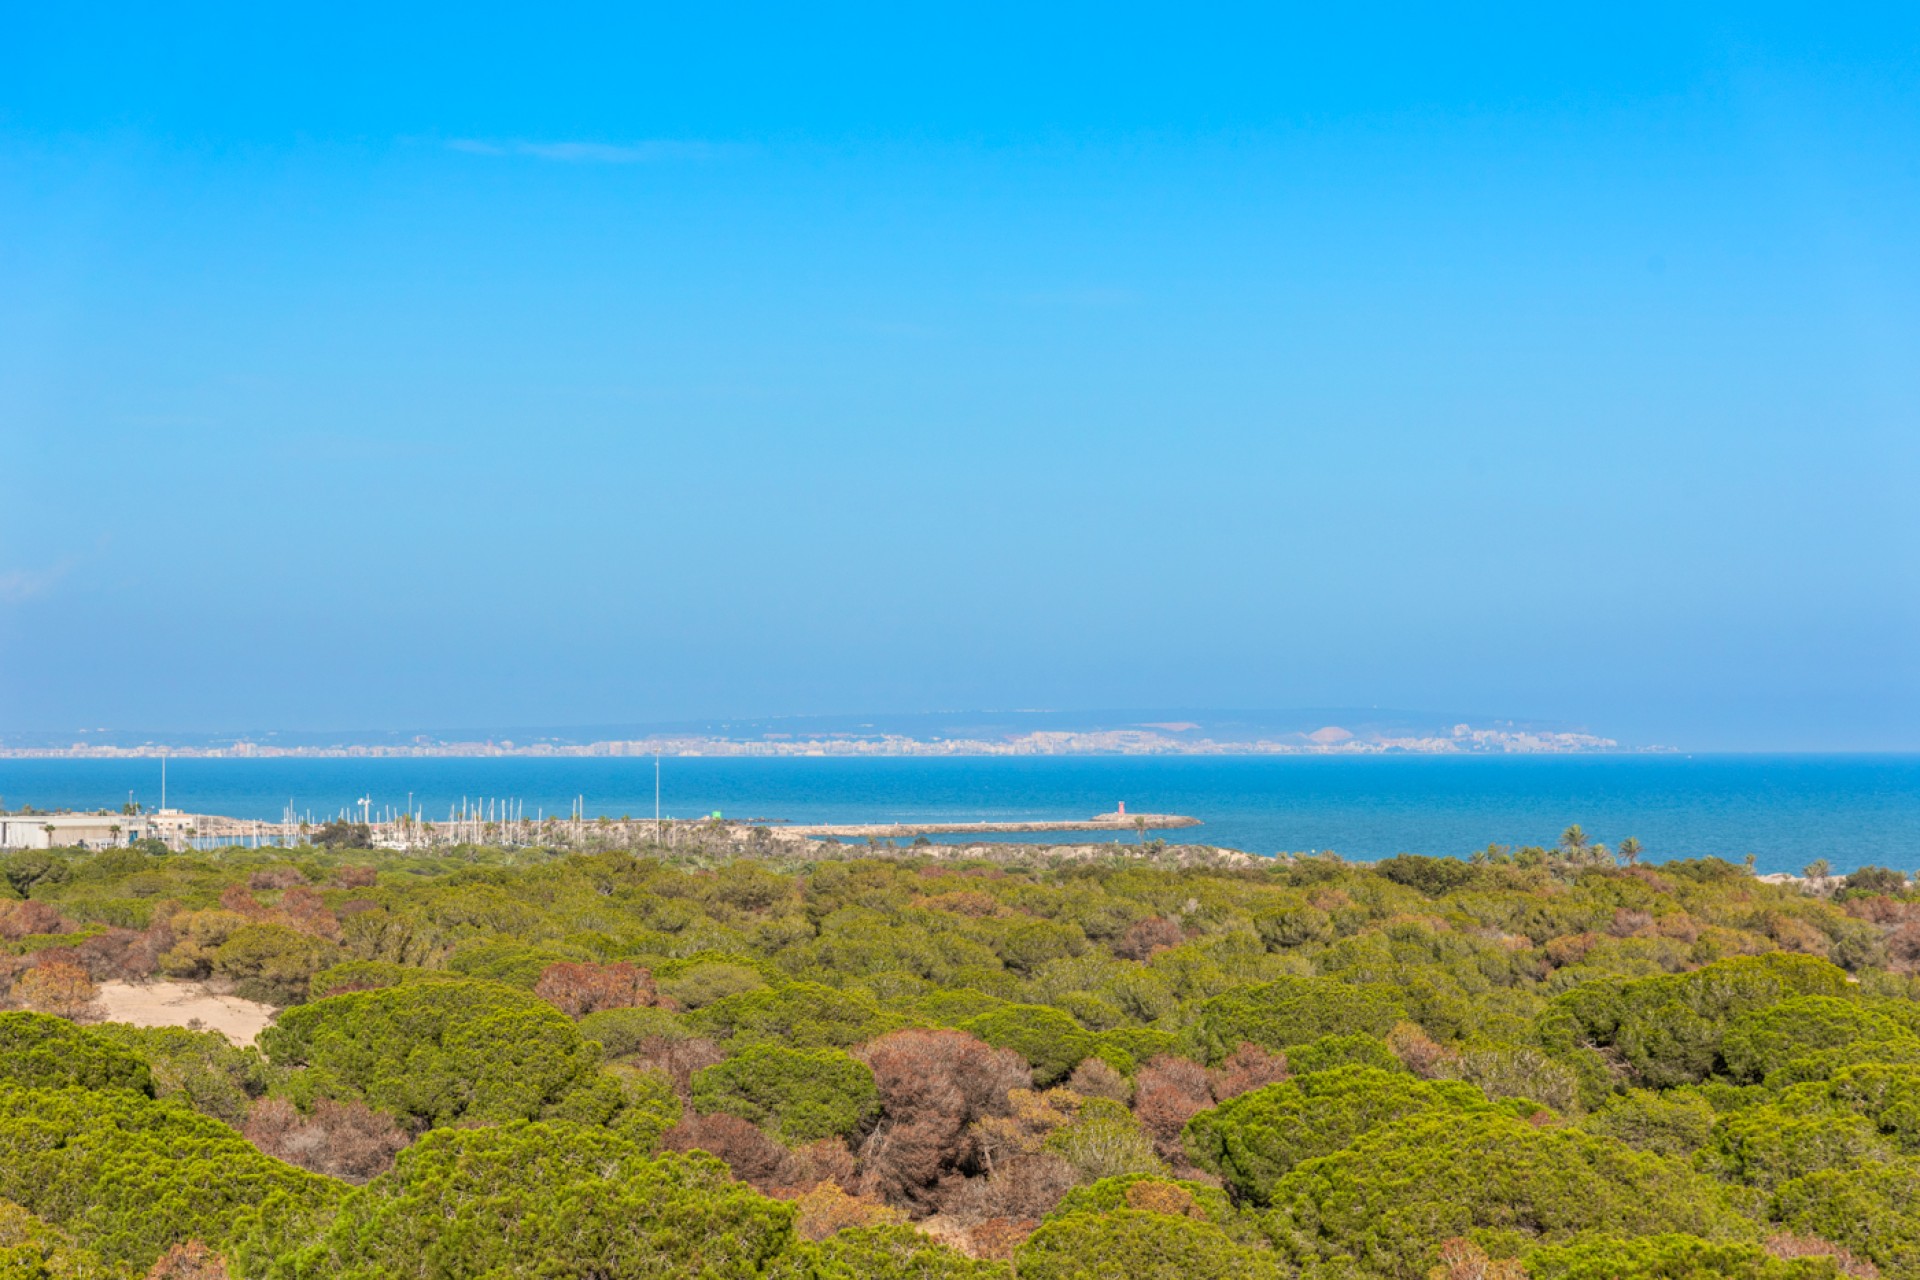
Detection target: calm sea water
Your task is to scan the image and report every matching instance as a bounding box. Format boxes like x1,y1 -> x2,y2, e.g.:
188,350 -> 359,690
0,754 -> 1914,875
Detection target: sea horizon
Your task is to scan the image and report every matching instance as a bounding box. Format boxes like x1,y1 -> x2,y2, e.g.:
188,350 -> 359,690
4,751 -> 1914,875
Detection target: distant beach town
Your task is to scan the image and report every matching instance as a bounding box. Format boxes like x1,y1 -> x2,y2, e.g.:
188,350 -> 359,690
0,722 -> 1630,760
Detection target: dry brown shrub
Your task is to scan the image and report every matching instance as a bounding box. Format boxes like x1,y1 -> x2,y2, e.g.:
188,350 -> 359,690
973,1089 -> 1080,1166
533,961 -> 657,1018
858,1029 -> 1027,1212
944,1153 -> 1076,1224
1887,924 -> 1920,975
248,866 -> 308,891
1623,866 -> 1675,893
1124,1179 -> 1200,1217
1067,1057 -> 1132,1103
790,1182 -> 904,1241
1427,1237 -> 1525,1280
1133,1056 -> 1212,1159
1765,913 -> 1832,955
1544,932 -> 1602,967
1655,911 -> 1701,942
67,926 -> 167,982
1307,888 -> 1352,912
218,885 -> 271,919
1387,1021 -> 1454,1078
0,900 -> 67,941
964,1217 -> 1036,1260
1209,1042 -> 1289,1101
243,1097 -> 410,1182
1766,1232 -> 1880,1279
1846,896 -> 1913,925
278,886 -> 341,941
630,1035 -> 724,1096
1609,908 -> 1655,937
145,1241 -> 231,1280
910,891 -> 1007,918
332,865 -> 379,889
664,1112 -> 795,1192
11,957 -> 98,1020
1113,917 -> 1185,961
785,1137 -> 858,1192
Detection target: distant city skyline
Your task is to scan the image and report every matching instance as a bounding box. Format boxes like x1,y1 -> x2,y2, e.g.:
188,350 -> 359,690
4,6 -> 1916,751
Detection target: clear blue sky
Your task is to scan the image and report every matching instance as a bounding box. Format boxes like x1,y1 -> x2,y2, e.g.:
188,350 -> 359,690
2,5 -> 1916,748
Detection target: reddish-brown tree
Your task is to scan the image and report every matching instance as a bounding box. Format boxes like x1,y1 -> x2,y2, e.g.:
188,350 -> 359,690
277,886 -> 342,941
1132,1056 -> 1213,1160
662,1112 -> 795,1192
789,1182 -> 904,1241
1766,1233 -> 1881,1279
1113,916 -> 1185,961
145,1241 -> 231,1280
243,1097 -> 411,1183
0,900 -> 66,941
1208,1042 -> 1290,1101
1066,1057 -> 1133,1103
11,957 -> 98,1020
857,1029 -> 1027,1212
533,961 -> 658,1018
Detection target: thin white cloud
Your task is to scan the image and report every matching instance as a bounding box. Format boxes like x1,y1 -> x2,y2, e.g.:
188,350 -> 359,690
446,138 -> 723,163
0,556 -> 78,604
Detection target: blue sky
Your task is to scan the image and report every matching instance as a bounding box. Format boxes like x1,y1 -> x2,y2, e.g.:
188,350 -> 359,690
2,4 -> 1916,748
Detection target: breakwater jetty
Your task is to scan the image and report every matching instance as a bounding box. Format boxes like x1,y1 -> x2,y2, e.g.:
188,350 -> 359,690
784,812 -> 1201,839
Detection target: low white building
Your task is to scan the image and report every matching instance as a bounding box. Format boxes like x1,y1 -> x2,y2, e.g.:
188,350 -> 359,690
0,812 -> 156,850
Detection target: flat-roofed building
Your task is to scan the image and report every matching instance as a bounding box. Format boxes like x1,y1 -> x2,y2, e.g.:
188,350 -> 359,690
0,812 -> 154,850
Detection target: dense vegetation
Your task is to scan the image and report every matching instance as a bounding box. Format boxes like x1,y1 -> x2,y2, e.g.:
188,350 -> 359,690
2,833 -> 1917,1277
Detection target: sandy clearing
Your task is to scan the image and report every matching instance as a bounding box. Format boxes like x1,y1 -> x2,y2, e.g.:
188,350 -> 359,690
94,980 -> 277,1044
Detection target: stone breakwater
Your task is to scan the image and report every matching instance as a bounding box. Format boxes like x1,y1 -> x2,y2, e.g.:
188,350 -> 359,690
780,812 -> 1201,839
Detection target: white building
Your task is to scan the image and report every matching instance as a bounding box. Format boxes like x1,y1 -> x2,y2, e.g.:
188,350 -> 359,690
0,812 -> 156,850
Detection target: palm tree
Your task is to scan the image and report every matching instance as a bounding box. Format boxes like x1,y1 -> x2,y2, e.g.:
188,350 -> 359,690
1803,859 -> 1831,887
1617,836 -> 1642,867
1133,816 -> 1148,845
1560,824 -> 1590,852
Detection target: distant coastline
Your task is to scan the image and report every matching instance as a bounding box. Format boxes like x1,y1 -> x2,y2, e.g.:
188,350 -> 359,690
1,722 -> 1637,759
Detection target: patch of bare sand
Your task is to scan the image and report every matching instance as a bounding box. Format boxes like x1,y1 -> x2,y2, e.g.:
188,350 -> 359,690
95,980 -> 276,1044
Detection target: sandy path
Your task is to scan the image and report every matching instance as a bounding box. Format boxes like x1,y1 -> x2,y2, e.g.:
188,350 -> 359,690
94,981 -> 277,1044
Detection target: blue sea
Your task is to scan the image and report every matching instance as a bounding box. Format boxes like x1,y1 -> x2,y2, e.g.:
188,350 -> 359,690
1,754 -> 1915,875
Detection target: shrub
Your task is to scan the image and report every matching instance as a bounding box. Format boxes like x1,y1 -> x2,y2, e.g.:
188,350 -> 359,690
692,982 -> 905,1050
1721,997 -> 1910,1083
1585,1089 -> 1716,1158
0,1012 -> 153,1095
692,1045 -> 880,1143
1266,1112 -> 1757,1277
90,1024 -> 267,1124
770,1223 -> 1007,1279
1042,1098 -> 1165,1183
271,1123 -> 795,1279
0,1200 -> 120,1280
259,979 -> 605,1128
1284,1033 -> 1398,1076
961,1005 -> 1095,1086
1773,1157 -> 1920,1277
212,924 -> 338,1005
1705,1105 -> 1893,1188
1014,1209 -> 1288,1280
1187,976 -> 1402,1065
1525,1234 -> 1845,1280
0,1084 -> 340,1271
1184,1066 -> 1504,1205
